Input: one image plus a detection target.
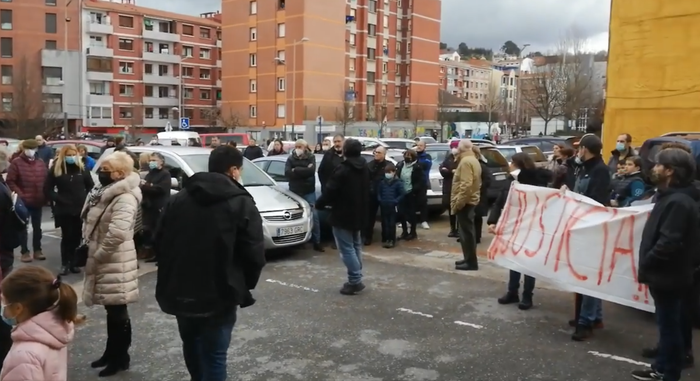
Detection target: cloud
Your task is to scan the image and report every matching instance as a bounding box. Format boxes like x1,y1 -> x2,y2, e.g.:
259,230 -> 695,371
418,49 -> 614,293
440,0 -> 611,53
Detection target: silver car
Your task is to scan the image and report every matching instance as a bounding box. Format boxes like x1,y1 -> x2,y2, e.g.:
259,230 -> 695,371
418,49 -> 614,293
98,147 -> 313,250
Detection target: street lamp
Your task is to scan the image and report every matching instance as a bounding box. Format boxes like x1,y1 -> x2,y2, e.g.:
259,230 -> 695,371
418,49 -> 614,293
62,0 -> 74,137
515,43 -> 530,133
274,37 -> 309,138
176,56 -> 192,127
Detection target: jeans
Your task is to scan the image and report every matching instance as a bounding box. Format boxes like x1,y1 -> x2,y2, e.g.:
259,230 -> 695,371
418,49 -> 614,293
398,193 -> 417,234
20,206 -> 42,253
176,310 -> 236,381
578,295 -> 603,326
507,270 -> 535,296
650,288 -> 684,381
364,195 -> 380,242
56,215 -> 82,266
301,193 -> 320,244
456,205 -> 477,266
332,227 -> 363,285
379,205 -> 397,242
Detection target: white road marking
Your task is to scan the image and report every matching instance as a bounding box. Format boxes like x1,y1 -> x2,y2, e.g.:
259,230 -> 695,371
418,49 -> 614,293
454,320 -> 485,329
396,308 -> 433,318
588,351 -> 650,367
43,233 -> 61,240
265,279 -> 319,293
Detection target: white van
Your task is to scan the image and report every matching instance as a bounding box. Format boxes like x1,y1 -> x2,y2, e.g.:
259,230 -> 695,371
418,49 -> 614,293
156,131 -> 202,147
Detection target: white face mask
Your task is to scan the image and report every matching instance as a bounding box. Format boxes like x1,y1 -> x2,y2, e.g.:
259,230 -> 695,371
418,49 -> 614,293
294,148 -> 304,157
510,169 -> 521,178
24,149 -> 36,157
451,148 -> 458,155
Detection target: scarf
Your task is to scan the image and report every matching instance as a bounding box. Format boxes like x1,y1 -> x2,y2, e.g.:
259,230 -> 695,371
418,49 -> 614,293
82,183 -> 114,219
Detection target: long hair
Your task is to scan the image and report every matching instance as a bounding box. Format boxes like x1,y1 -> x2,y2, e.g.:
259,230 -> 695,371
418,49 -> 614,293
1,266 -> 78,323
53,144 -> 84,177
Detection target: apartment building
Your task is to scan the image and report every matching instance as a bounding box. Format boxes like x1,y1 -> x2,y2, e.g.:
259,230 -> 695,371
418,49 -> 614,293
499,69 -> 517,121
221,0 -> 441,137
437,52 -> 501,111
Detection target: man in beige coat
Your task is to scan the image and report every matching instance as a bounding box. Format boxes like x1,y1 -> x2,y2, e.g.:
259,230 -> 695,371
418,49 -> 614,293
450,139 -> 482,271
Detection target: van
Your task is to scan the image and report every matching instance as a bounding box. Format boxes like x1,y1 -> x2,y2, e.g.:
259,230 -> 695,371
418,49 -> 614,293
200,133 -> 250,147
156,131 -> 202,147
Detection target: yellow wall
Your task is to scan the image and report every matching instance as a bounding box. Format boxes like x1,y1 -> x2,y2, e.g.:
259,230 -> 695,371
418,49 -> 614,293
604,0 -> 700,154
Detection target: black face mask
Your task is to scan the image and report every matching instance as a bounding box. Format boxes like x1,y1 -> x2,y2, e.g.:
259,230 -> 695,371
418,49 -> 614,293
97,170 -> 114,186
404,157 -> 414,163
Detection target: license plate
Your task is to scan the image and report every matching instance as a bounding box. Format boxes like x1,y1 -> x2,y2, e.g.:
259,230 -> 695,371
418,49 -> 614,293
495,174 -> 506,181
277,225 -> 306,236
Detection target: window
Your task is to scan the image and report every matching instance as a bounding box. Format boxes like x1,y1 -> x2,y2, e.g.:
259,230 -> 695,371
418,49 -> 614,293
200,89 -> 211,100
369,0 -> 377,12
277,77 -> 285,91
119,61 -> 134,74
248,105 -> 257,117
249,27 -> 257,41
367,72 -> 376,83
276,104 -> 285,118
350,9 -> 356,18
118,15 -> 133,28
178,87 -> 191,99
144,107 -> 154,119
407,42 -> 411,53
367,48 -> 376,60
278,0 -> 285,10
181,66 -> 193,77
266,161 -> 287,181
158,108 -> 169,119
45,40 -> 57,49
144,85 -> 153,97
183,108 -> 194,119
87,57 -> 112,72
144,63 -> 153,74
119,84 -> 134,96
1,65 -> 12,85
158,43 -> 170,54
383,62 -> 388,73
383,15 -> 388,27
249,79 -> 256,93
45,0 -> 56,5
89,106 -> 112,119
1,38 -> 13,58
249,54 -> 256,67
118,38 -> 133,51
277,23 -> 285,37
45,13 -> 57,33
276,50 -> 285,61
200,27 -> 210,39
250,1 -> 257,14
0,10 -> 11,30
43,94 -> 62,113
158,65 -> 168,76
349,58 -> 355,71
368,24 -> 376,36
199,68 -> 211,80
158,86 -> 170,97
181,46 -> 193,57
395,87 -> 399,97
1,93 -> 11,112
42,67 -> 62,85
182,25 -> 193,36
349,33 -> 356,46
199,48 -> 210,59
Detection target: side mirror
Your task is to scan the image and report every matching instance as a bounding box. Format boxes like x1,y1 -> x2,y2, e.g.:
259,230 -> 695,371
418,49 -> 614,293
171,177 -> 179,189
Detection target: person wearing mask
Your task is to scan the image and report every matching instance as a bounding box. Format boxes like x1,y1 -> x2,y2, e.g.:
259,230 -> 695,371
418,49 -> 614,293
154,146 -> 266,381
472,146 -> 493,245
316,139 -> 370,295
318,134 -> 345,192
243,138 -> 264,160
610,156 -> 646,207
364,146 -> 388,245
77,145 -> 96,171
488,153 -> 551,310
377,162 -> 405,248
6,139 -> 47,263
0,266 -> 79,381
139,152 -> 171,263
440,140 -> 460,237
414,141 -> 433,229
630,148 -> 700,381
321,141 -> 331,152
44,145 -> 94,276
607,133 -> 637,173
568,134 -> 612,341
285,140 -> 323,252
268,139 -> 287,156
313,143 -> 323,154
551,147 -> 576,190
34,135 -> 53,166
210,137 -> 221,148
451,139 -> 482,271
396,149 -> 426,241
101,137 -> 116,154
82,151 -> 141,377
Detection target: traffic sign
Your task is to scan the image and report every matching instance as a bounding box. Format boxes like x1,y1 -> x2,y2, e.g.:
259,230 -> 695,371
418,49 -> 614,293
180,117 -> 190,130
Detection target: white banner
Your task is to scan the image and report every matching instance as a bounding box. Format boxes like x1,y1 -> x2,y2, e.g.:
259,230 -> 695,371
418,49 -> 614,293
487,183 -> 655,312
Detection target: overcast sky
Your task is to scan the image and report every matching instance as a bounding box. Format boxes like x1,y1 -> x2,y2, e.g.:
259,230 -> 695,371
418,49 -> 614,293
138,0 -> 610,53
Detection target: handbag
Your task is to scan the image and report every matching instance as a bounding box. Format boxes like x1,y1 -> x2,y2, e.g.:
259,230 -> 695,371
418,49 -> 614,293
74,207 -> 108,267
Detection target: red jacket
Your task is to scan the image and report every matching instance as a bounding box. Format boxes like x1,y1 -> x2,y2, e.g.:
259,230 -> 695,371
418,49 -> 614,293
6,155 -> 47,207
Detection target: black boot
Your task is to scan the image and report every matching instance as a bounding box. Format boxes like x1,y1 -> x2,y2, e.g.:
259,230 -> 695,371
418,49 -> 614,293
406,224 -> 417,240
91,318 -> 115,368
497,292 -> 519,305
519,293 -> 533,310
99,319 -> 131,377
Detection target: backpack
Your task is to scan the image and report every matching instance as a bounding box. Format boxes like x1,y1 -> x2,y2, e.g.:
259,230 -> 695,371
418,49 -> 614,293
0,181 -> 29,251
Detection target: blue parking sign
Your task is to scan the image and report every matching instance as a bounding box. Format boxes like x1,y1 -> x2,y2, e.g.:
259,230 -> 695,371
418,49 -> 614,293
180,117 -> 190,130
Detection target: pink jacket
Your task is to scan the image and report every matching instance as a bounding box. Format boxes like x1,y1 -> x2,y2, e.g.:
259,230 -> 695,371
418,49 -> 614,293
0,311 -> 74,381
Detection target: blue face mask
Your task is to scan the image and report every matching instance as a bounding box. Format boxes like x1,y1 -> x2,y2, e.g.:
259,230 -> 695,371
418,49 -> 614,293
1,304 -> 17,327
148,161 -> 158,170
385,173 -> 394,179
64,156 -> 76,165
615,143 -> 625,152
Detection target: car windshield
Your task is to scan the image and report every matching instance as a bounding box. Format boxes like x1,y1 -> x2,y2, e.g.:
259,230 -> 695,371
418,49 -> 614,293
482,149 -> 510,169
425,148 -> 448,163
420,136 -> 437,143
181,154 -> 274,186
498,147 -> 517,161
384,141 -> 415,150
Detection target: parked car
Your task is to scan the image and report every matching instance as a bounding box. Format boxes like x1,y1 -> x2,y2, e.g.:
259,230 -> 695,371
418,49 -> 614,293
99,146 -> 313,250
266,140 -> 296,153
638,133 -> 700,178
415,136 -> 437,144
46,140 -> 105,160
501,136 -> 579,156
380,138 -> 416,150
479,146 -> 511,201
200,133 -> 250,147
324,136 -> 388,151
449,137 -> 496,147
495,145 -> 549,168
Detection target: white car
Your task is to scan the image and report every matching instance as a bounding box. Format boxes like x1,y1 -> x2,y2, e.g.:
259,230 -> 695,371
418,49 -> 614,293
380,138 -> 416,150
495,145 -> 549,168
324,136 -> 388,151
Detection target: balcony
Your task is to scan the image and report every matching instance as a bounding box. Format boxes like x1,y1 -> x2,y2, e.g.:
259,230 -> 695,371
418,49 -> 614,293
142,96 -> 178,107
216,40 -> 222,48
86,46 -> 113,57
87,71 -> 113,82
88,94 -> 113,104
42,83 -> 64,94
87,118 -> 114,128
216,60 -> 222,68
143,51 -> 181,64
216,79 -> 222,87
143,29 -> 180,43
142,74 -> 179,86
85,20 -> 113,35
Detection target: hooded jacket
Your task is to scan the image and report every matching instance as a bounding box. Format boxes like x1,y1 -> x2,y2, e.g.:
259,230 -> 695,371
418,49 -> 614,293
0,311 -> 74,381
487,168 -> 552,226
638,184 -> 700,291
316,156 -> 370,231
573,156 -> 611,205
154,172 -> 266,321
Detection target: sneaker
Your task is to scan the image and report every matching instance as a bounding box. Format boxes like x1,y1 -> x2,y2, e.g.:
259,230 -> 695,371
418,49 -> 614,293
571,324 -> 593,341
313,243 -> 325,253
20,252 -> 32,263
497,292 -> 520,305
630,369 -> 663,380
340,282 -> 366,295
421,222 -> 430,229
568,319 -> 604,329
33,250 -> 46,261
645,347 -> 697,369
382,241 -> 390,248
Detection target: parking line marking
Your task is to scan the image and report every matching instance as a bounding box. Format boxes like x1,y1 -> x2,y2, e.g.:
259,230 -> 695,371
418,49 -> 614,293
43,233 -> 61,240
396,308 -> 433,318
588,351 -> 650,367
454,321 -> 484,329
265,279 -> 319,293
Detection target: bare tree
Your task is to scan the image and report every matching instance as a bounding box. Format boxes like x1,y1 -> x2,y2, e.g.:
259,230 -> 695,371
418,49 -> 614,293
520,65 -> 564,135
204,106 -> 222,129
335,99 -> 355,136
483,79 -> 503,128
436,91 -> 454,141
554,30 -> 594,131
408,106 -> 425,138
218,108 -> 242,132
126,101 -> 144,141
368,103 -> 388,138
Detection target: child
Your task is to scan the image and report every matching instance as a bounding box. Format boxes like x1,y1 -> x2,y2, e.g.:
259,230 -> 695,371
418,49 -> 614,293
0,267 -> 79,381
377,163 -> 405,248
610,156 -> 646,207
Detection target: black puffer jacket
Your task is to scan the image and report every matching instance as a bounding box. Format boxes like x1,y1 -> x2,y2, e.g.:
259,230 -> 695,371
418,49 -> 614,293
487,168 -> 551,226
475,161 -> 493,217
141,168 -> 171,211
285,150 -> 316,196
367,159 -> 389,195
439,153 -> 457,208
44,163 -> 94,217
316,156 -> 369,231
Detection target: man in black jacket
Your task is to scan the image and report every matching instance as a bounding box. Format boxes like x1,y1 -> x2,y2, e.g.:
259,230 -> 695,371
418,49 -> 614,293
316,138 -> 370,295
364,146 -> 388,245
154,146 -> 266,381
631,148 -> 700,381
570,134 -> 612,342
242,138 -> 264,160
318,134 -> 345,192
285,139 -> 323,252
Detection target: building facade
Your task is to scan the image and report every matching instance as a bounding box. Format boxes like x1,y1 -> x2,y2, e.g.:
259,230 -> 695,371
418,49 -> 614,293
437,52 -> 502,112
221,0 -> 441,138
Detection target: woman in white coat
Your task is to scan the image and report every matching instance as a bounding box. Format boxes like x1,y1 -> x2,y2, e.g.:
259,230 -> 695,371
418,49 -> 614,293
81,151 -> 141,377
